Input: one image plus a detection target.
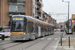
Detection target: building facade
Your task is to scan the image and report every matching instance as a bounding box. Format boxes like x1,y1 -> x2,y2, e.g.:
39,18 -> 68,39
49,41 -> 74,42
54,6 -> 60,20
42,11 -> 56,26
58,22 -> 65,29
72,14 -> 75,31
0,0 -> 43,28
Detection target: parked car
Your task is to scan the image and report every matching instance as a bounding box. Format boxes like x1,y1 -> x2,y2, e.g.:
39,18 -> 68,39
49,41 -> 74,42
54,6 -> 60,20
54,29 -> 57,32
0,29 -> 11,37
57,29 -> 60,31
65,29 -> 73,34
60,29 -> 64,32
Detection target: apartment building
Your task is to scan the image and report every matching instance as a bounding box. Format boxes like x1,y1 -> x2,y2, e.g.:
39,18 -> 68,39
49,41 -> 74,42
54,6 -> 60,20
72,14 -> 75,31
0,0 -> 1,26
0,0 -> 43,28
42,11 -> 56,27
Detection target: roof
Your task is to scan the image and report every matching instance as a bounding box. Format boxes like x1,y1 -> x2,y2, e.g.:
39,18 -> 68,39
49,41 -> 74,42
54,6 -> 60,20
12,15 -> 54,26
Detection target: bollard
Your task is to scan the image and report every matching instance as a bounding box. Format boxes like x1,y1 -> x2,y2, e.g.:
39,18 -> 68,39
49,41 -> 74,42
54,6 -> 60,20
60,35 -> 62,46
69,37 -> 70,48
1,34 -> 5,40
62,33 -> 63,38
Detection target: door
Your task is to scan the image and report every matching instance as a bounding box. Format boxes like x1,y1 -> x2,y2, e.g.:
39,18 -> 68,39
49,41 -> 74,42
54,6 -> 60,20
38,26 -> 41,37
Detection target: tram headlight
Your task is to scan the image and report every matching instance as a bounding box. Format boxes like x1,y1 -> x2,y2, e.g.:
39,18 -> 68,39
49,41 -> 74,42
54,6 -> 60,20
24,33 -> 26,35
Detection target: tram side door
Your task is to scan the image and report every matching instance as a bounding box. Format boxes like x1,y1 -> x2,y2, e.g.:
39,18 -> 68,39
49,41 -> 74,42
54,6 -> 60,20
38,26 -> 41,37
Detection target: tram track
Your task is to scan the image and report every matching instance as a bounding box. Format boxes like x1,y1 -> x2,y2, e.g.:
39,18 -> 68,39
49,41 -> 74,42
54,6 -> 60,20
1,41 -> 26,50
1,36 -> 50,50
0,40 -> 10,43
1,40 -> 34,50
42,35 -> 60,50
20,35 -> 54,50
0,34 -> 59,50
21,35 -> 60,50
0,41 -> 12,46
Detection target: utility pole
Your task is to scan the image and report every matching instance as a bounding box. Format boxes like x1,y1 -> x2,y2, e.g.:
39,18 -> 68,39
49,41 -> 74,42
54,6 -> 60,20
62,0 -> 70,34
68,2 -> 69,34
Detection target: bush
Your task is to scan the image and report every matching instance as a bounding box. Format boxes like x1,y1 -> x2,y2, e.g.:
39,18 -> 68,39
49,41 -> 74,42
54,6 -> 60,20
0,27 -> 3,31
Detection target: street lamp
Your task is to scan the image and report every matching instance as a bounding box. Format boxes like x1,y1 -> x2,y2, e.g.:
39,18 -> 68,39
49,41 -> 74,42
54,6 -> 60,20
62,0 -> 70,34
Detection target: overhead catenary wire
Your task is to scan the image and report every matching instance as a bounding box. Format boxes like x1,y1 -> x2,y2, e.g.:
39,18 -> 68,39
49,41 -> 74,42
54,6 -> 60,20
57,5 -> 68,13
45,0 -> 56,13
44,0 -> 68,23
45,0 -> 68,14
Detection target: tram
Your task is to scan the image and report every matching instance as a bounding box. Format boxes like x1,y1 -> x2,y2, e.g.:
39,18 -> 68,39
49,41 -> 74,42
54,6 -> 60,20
10,15 -> 54,41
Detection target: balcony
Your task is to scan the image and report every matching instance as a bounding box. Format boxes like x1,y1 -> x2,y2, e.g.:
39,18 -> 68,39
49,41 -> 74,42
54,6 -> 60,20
35,16 -> 43,20
36,8 -> 41,13
8,0 -> 25,5
39,16 -> 43,20
37,0 -> 42,6
8,12 -> 25,16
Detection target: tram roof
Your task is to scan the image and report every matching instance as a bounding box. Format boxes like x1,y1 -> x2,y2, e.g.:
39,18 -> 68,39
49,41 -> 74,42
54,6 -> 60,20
12,15 -> 54,26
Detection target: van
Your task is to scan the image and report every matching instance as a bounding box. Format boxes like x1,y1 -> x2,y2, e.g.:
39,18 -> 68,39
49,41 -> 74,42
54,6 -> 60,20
0,29 -> 11,37
65,29 -> 73,34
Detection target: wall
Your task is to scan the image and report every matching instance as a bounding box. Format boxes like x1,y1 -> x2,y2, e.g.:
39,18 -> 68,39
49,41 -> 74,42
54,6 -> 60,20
24,0 -> 33,16
2,0 -> 9,27
0,0 -> 1,26
72,14 -> 75,30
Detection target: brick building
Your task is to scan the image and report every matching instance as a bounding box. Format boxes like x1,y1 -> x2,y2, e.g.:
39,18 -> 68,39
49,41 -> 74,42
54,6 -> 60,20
0,0 -> 43,28
72,14 -> 75,31
42,11 -> 56,27
0,0 -> 56,29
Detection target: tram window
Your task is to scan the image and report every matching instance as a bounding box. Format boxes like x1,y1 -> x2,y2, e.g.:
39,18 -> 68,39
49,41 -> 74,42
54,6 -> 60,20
11,21 -> 24,32
49,27 -> 50,31
41,25 -> 43,32
27,21 -> 33,33
50,27 -> 51,31
35,23 -> 38,33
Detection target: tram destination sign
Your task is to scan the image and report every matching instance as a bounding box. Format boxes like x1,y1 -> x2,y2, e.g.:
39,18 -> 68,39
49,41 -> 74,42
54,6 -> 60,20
13,18 -> 24,20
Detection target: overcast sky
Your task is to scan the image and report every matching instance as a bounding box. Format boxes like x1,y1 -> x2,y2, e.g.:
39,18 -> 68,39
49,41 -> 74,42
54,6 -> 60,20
42,0 -> 75,23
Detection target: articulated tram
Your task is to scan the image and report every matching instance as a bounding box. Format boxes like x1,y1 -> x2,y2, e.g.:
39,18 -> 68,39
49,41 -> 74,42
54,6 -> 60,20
10,15 -> 54,41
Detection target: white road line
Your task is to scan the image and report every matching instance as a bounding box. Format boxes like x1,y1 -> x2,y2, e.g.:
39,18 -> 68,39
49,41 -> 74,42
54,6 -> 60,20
55,38 -> 58,40
41,38 -> 45,40
62,38 -> 66,40
53,37 -> 60,50
63,46 -> 74,49
47,38 -> 52,40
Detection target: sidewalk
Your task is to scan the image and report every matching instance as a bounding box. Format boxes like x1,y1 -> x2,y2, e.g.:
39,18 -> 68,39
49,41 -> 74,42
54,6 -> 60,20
56,32 -> 75,50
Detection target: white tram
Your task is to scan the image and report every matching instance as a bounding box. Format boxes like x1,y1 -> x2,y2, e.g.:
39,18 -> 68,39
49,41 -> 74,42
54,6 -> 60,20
10,15 -> 54,41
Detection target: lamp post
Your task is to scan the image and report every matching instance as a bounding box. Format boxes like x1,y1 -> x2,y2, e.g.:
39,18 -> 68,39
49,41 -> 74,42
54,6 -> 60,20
62,0 -> 70,34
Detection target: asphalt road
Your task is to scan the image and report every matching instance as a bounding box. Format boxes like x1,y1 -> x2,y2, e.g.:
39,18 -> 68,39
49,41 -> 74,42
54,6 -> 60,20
0,32 -> 62,50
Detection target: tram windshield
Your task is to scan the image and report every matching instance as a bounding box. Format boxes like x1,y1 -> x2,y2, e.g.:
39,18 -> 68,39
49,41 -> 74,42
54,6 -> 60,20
11,21 -> 24,32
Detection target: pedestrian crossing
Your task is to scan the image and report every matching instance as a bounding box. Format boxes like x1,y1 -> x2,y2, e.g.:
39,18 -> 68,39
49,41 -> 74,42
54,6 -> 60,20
41,38 -> 59,40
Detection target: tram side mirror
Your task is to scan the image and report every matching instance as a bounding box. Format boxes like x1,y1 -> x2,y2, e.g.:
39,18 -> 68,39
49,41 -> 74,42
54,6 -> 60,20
24,17 -> 27,25
24,17 -> 27,22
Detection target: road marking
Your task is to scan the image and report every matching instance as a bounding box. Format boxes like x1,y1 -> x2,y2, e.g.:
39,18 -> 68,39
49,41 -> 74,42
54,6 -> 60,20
55,38 -> 58,40
53,37 -> 60,50
63,46 -> 74,49
41,38 -> 45,40
62,38 -> 66,40
47,38 -> 52,40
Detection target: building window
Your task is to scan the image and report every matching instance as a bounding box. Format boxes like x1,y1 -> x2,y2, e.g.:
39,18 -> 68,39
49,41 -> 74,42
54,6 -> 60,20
9,5 -> 16,12
9,5 -> 24,12
18,5 -> 23,12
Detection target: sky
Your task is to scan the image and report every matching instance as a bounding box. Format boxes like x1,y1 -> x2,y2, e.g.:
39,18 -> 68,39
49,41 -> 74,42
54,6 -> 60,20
42,0 -> 75,23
